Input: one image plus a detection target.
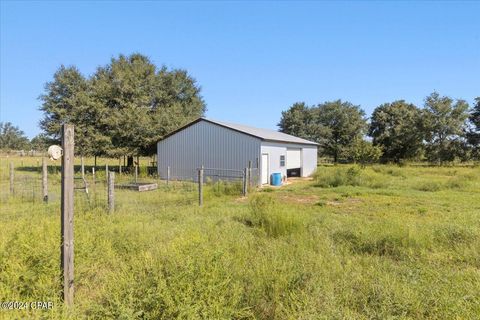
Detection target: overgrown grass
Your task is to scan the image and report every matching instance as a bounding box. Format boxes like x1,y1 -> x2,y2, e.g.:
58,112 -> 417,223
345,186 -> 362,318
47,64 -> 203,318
245,193 -> 304,237
1,157 -> 480,319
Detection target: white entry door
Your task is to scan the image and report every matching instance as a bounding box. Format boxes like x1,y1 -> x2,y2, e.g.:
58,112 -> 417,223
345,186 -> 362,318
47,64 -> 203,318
261,153 -> 269,184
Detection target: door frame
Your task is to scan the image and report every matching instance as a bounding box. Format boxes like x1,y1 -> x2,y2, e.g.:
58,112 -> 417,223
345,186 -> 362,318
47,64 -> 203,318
261,153 -> 269,185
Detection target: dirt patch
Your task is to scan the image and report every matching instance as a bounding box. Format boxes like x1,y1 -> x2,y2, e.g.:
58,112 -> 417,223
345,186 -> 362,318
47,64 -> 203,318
327,198 -> 363,207
277,194 -> 320,204
234,197 -> 249,203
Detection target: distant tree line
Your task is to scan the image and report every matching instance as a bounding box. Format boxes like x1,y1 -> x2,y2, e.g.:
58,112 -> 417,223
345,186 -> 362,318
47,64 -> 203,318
32,53 -> 205,164
2,54 -> 478,167
0,122 -> 55,152
279,94 -> 480,164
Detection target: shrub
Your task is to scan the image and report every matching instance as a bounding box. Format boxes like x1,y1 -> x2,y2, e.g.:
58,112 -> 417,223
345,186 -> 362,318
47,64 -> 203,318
139,165 -> 148,178
415,181 -> 443,192
314,166 -> 363,188
331,227 -> 417,260
433,225 -> 476,246
209,180 -> 243,196
445,177 -> 467,190
314,166 -> 389,189
248,194 -> 303,237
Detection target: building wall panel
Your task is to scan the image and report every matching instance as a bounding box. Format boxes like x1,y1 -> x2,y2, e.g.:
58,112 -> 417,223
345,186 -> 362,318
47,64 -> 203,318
157,121 -> 261,180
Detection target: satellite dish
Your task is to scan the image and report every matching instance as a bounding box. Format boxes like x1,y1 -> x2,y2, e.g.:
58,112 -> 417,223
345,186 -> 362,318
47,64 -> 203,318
48,145 -> 63,161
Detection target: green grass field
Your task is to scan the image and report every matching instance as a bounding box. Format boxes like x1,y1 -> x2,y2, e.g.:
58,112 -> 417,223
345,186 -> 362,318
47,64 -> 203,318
1,157 -> 479,319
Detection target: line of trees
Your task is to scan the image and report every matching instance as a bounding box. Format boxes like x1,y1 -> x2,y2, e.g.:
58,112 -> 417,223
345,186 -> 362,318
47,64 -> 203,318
0,122 -> 31,150
0,122 -> 54,152
279,94 -> 480,164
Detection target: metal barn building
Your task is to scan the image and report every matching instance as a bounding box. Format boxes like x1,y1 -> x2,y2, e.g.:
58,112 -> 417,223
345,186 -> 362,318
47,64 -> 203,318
157,118 -> 318,185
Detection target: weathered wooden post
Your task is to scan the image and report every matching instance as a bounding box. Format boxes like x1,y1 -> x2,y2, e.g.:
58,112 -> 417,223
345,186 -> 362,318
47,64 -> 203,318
108,171 -> 115,213
81,156 -> 85,179
242,168 -> 248,196
92,167 -> 96,203
119,164 -> 122,175
9,162 -> 14,195
167,166 -> 170,185
135,165 -> 138,183
198,165 -> 204,206
42,157 -> 48,202
105,164 -> 108,179
248,160 -> 252,188
61,124 -> 74,307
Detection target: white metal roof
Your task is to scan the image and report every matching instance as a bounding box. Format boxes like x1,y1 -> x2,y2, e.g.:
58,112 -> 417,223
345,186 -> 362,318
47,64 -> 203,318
203,118 -> 319,146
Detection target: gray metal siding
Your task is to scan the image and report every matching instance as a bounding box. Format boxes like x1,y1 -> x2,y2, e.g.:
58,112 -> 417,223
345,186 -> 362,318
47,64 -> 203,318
157,121 -> 261,180
261,141 -> 318,178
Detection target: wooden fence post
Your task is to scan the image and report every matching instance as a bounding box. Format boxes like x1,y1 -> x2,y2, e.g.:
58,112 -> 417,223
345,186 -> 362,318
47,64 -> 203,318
92,167 -> 96,203
119,164 -> 122,175
243,168 -> 247,197
248,160 -> 252,188
108,171 -> 115,213
167,166 -> 170,185
61,124 -> 74,307
105,164 -> 108,182
81,156 -> 85,179
135,165 -> 138,183
198,165 -> 204,206
9,162 -> 14,195
42,157 -> 48,202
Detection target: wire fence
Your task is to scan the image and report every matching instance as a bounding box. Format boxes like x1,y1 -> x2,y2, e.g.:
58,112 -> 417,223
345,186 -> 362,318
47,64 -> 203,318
1,159 -> 258,213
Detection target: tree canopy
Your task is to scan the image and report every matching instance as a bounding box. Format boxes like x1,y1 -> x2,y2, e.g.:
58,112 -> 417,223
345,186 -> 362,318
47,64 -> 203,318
467,97 -> 480,158
422,92 -> 470,163
369,100 -> 424,162
279,100 -> 367,162
0,122 -> 30,150
39,53 -> 206,157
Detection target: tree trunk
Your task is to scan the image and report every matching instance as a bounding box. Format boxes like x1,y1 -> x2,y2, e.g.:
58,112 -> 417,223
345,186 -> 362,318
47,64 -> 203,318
127,156 -> 134,167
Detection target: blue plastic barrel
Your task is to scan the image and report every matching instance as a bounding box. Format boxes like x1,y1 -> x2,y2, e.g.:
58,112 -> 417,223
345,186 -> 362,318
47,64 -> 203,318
271,173 -> 282,186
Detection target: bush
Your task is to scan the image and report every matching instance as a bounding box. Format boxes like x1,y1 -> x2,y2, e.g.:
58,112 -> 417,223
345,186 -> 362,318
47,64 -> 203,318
332,227 -> 417,260
433,225 -> 476,246
415,181 -> 443,192
313,166 -> 389,189
445,177 -> 467,190
248,194 -> 303,237
209,180 -> 243,196
314,166 -> 363,188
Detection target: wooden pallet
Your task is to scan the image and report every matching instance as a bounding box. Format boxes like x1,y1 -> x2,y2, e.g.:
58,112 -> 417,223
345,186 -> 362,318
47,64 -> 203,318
116,182 -> 158,192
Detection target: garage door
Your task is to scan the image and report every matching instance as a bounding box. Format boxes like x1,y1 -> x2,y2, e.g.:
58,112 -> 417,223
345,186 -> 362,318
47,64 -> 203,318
287,149 -> 301,169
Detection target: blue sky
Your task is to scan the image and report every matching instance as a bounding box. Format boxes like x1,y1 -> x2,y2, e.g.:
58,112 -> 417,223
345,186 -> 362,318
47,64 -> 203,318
1,1 -> 479,138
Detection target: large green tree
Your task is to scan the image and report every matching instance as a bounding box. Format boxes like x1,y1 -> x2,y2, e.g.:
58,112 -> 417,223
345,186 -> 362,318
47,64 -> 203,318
467,97 -> 480,159
39,65 -> 109,156
92,54 -> 205,158
369,100 -> 424,162
278,102 -> 316,141
279,100 -> 367,162
39,54 -> 206,160
30,133 -> 53,151
312,100 -> 367,162
422,92 -> 470,163
0,122 -> 30,150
